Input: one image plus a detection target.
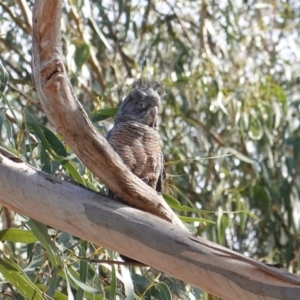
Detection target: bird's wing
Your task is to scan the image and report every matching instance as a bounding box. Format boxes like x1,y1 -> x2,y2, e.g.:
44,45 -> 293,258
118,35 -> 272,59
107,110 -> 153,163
105,128 -> 112,140
155,154 -> 166,193
105,128 -> 116,199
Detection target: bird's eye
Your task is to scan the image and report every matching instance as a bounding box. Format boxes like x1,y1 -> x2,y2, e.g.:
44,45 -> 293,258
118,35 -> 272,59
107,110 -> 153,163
137,102 -> 144,108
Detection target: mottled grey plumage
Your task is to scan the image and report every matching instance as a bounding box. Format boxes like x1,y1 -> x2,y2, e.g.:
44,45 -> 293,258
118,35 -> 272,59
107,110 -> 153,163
106,79 -> 165,199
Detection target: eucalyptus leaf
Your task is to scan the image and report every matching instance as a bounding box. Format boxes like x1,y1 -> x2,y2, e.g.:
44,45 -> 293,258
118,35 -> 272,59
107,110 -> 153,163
0,229 -> 38,244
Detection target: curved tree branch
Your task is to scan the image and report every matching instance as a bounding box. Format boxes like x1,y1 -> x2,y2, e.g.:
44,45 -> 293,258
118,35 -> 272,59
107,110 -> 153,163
32,0 -> 185,230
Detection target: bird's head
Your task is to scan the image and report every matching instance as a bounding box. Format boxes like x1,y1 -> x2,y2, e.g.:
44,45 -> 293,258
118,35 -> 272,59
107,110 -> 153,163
115,79 -> 162,129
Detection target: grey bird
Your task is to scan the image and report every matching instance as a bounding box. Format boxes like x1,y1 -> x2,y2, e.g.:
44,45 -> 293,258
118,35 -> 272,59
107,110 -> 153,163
106,79 -> 165,199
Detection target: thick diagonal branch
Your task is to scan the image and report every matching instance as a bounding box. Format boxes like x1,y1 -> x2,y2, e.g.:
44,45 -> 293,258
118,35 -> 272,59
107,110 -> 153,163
0,151 -> 300,300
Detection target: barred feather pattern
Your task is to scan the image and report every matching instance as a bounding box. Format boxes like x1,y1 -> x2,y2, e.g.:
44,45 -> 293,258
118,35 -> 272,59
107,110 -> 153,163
107,121 -> 163,191
106,79 -> 165,196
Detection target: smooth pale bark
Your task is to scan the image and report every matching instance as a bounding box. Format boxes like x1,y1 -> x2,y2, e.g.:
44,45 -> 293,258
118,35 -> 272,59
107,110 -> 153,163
0,151 -> 300,300
31,0 -> 185,231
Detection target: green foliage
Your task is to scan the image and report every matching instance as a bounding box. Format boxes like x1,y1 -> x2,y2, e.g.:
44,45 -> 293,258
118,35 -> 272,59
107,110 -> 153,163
1,0 -> 300,299
0,228 -> 38,244
0,59 -> 9,93
0,255 -> 45,300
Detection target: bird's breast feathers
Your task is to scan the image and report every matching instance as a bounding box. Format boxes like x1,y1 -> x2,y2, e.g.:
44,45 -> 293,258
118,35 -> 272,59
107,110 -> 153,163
107,121 -> 162,188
